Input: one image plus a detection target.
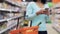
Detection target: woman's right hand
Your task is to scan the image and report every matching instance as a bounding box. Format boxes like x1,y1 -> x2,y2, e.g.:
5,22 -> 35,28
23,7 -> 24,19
36,10 -> 44,15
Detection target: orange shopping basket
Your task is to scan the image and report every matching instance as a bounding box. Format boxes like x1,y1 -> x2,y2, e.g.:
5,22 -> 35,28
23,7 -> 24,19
10,22 -> 41,34
10,26 -> 39,34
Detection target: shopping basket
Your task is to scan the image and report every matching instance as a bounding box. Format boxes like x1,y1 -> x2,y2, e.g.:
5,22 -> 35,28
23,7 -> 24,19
10,26 -> 39,34
10,22 -> 41,34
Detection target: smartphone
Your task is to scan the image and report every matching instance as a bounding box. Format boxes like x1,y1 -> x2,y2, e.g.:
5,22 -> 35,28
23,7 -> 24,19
45,8 -> 49,11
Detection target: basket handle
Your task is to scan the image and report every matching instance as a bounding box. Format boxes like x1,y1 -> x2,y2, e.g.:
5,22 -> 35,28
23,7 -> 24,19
37,22 -> 41,26
30,21 -> 41,27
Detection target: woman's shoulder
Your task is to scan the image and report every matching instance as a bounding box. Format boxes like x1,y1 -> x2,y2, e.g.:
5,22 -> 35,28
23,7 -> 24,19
28,2 -> 35,5
27,2 -> 36,8
45,4 -> 49,8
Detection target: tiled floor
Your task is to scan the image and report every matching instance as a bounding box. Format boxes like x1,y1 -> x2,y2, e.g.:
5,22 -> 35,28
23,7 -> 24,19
46,24 -> 59,34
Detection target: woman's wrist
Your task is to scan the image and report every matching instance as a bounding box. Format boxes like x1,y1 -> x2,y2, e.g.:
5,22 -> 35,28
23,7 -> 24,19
36,12 -> 42,15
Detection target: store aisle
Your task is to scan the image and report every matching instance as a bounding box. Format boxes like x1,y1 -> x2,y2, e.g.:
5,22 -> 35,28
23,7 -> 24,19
46,24 -> 59,34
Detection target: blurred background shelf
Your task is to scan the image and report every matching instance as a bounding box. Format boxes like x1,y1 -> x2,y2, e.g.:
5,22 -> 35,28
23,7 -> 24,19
0,8 -> 19,12
0,15 -> 23,22
0,19 -> 6,22
53,25 -> 60,33
0,22 -> 17,34
52,3 -> 60,33
5,0 -> 21,7
0,0 -> 26,34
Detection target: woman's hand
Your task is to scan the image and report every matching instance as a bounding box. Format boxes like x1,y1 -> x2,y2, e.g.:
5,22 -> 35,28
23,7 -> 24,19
36,10 -> 43,15
43,9 -> 49,15
36,10 -> 49,15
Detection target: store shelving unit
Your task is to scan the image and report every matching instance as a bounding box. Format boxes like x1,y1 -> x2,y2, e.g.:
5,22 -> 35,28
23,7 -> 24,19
5,0 -> 22,7
0,22 -> 17,34
0,8 -> 16,11
0,12 -> 24,34
52,4 -> 60,33
0,16 -> 23,34
0,0 -> 24,34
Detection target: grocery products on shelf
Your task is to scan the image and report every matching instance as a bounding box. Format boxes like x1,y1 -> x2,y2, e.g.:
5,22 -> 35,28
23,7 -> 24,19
0,21 -> 7,31
0,0 -> 25,34
0,14 -> 4,19
0,3 -> 20,11
5,0 -> 22,7
52,3 -> 60,32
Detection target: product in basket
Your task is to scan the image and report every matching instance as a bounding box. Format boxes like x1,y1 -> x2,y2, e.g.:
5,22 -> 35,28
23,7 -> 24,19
10,26 -> 39,34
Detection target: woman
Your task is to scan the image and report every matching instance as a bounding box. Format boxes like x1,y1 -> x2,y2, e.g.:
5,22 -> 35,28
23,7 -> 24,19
26,0 -> 49,34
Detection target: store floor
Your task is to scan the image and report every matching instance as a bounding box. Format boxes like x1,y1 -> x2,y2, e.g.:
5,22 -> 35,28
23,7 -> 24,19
46,24 -> 59,34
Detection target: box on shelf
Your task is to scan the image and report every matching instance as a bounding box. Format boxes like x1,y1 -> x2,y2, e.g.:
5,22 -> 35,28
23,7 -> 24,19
14,13 -> 23,17
7,19 -> 18,27
2,2 -> 8,9
0,3 -> 3,8
8,13 -> 14,17
0,14 -> 4,19
54,9 -> 60,13
7,20 -> 14,27
0,21 -> 7,31
54,14 -> 60,18
3,13 -> 13,19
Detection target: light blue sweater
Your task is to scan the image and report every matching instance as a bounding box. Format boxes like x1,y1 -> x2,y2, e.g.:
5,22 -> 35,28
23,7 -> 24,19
26,2 -> 49,31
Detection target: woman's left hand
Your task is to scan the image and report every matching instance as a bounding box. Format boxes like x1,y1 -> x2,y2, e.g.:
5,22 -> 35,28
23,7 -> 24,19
42,10 -> 49,15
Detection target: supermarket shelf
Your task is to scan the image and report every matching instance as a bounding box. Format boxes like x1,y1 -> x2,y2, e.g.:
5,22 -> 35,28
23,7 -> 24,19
0,15 -> 23,22
0,8 -> 15,11
5,0 -> 21,7
0,19 -> 7,22
52,25 -> 60,33
7,16 -> 24,21
0,8 -> 20,13
0,14 -> 24,34
0,22 -> 17,34
0,16 -> 24,33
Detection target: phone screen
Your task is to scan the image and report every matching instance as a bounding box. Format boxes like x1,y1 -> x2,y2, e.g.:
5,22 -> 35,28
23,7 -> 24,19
45,8 -> 49,10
